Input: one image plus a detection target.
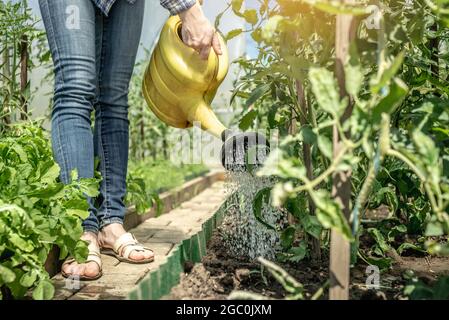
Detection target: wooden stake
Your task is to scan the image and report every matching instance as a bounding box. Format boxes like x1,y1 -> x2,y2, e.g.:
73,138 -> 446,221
430,22 -> 439,81
20,35 -> 28,120
329,0 -> 356,300
3,44 -> 11,125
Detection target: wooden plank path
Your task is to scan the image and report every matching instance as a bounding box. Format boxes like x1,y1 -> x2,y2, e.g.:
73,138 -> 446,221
51,181 -> 228,300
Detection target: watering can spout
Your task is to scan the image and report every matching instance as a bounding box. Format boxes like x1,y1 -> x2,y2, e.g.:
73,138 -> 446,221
142,15 -> 270,171
184,99 -> 227,139
220,130 -> 270,172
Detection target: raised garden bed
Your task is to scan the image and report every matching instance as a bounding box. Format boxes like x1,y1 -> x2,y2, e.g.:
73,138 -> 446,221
162,228 -> 449,300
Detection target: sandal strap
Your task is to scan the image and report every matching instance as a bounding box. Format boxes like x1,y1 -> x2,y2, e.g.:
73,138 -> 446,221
86,252 -> 102,269
62,257 -> 76,267
114,233 -> 137,254
122,243 -> 148,260
86,241 -> 102,269
113,232 -> 152,259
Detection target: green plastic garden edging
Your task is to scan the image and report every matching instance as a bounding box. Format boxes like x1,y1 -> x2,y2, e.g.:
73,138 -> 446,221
126,198 -> 227,300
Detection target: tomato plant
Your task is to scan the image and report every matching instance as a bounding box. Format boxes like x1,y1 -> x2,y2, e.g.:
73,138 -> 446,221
0,0 -> 49,128
218,0 -> 449,268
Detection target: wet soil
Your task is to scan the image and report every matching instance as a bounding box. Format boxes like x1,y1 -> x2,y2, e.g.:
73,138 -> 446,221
164,229 -> 449,300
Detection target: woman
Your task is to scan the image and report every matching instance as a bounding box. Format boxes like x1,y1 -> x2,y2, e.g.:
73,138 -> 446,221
39,0 -> 221,280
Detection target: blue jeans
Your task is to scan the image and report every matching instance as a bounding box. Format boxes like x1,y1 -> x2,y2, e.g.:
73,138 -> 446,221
39,0 -> 145,233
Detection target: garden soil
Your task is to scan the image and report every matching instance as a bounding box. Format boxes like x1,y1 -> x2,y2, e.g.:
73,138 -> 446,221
163,229 -> 449,300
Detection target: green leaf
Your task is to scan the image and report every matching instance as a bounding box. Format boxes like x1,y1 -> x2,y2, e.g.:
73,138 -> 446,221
300,125 -> 316,145
73,240 -> 88,262
77,177 -> 100,197
0,265 -> 16,283
317,134 -> 333,160
11,144 -> 28,162
9,233 -> 34,252
40,163 -> 60,185
251,29 -> 262,43
6,269 -> 28,298
64,198 -> 89,211
20,270 -> 37,288
373,187 -> 398,214
66,209 -> 89,220
359,252 -> 392,270
368,228 -> 390,253
412,130 -> 439,167
309,68 -> 345,117
288,242 -> 307,262
231,0 -> 243,14
243,9 -> 258,25
303,215 -> 323,239
32,279 -> 55,300
425,221 -> 444,236
28,184 -> 64,199
311,190 -> 353,241
252,187 -> 276,230
261,15 -> 283,42
239,110 -> 258,131
214,9 -> 225,29
397,243 -> 426,255
245,83 -> 271,108
225,28 -> 243,41
280,226 -> 296,249
370,52 -> 405,94
70,169 -> 79,181
371,78 -> 408,123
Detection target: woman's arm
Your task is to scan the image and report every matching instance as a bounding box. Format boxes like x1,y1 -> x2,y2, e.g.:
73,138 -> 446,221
160,0 -> 222,60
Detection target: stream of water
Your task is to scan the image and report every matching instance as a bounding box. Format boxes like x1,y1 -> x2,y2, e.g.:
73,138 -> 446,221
221,172 -> 286,260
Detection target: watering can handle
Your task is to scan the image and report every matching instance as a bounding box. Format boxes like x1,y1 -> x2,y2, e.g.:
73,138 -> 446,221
176,20 -> 222,61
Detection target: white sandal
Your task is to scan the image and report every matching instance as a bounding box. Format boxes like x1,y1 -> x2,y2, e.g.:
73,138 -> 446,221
61,241 -> 103,281
100,232 -> 154,264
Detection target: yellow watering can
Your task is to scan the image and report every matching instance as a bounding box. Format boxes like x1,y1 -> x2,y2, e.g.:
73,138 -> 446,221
142,15 -> 269,171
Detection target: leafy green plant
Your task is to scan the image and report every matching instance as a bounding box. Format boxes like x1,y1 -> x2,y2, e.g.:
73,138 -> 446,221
0,123 -> 99,300
126,159 -> 208,215
128,160 -> 208,195
404,271 -> 449,299
0,0 -> 209,301
218,0 -> 449,268
128,51 -> 172,162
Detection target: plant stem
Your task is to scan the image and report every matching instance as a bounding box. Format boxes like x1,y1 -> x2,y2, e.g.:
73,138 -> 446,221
311,280 -> 330,300
293,145 -> 349,193
386,149 -> 426,181
296,79 -> 321,262
20,34 -> 28,120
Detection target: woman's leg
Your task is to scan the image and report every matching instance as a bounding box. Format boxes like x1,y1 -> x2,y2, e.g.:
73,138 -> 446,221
94,0 -> 152,261
39,0 -> 99,233
93,0 -> 144,227
39,0 -> 101,277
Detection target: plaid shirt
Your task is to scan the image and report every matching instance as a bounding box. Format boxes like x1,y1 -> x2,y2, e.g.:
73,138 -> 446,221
92,0 -> 196,16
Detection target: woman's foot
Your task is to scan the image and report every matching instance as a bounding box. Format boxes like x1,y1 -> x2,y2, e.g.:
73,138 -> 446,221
61,232 -> 101,279
98,223 -> 154,262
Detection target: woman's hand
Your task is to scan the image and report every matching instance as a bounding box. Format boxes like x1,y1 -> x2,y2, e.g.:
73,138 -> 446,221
178,3 -> 222,60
